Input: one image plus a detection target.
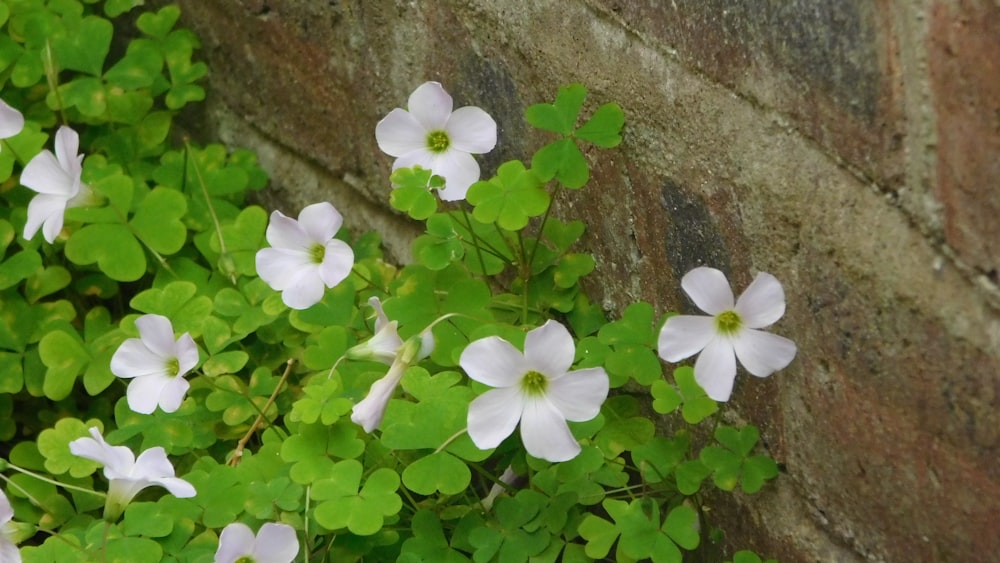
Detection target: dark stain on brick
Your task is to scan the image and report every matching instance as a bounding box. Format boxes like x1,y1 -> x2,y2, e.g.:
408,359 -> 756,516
660,178 -> 731,305
456,55 -> 527,175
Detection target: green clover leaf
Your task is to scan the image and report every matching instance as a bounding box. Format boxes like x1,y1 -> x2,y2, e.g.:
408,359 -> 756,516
313,461 -> 402,535
390,166 -> 440,220
700,425 -> 779,494
525,83 -> 587,135
467,160 -> 548,230
401,451 -> 472,496
574,102 -> 625,147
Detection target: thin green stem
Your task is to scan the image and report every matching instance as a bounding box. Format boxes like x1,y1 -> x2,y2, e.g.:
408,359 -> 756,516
350,265 -> 384,293
458,206 -> 489,275
434,428 -> 468,454
42,40 -> 68,126
229,359 -> 295,466
184,140 -> 235,282
2,462 -> 106,498
526,191 -> 555,272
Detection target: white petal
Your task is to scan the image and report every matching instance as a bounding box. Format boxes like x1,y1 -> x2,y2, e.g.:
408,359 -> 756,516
107,477 -> 148,507
175,333 -> 199,375
255,248 -> 312,289
280,269 -> 326,310
265,210 -> 310,251
657,315 -> 717,362
467,387 -> 523,450
446,106 -> 497,154
0,490 -> 14,525
0,99 -> 24,139
376,109 -> 428,157
681,267 -> 734,315
298,202 -> 342,243
53,126 -> 81,177
460,336 -> 528,387
69,428 -> 135,474
0,539 -> 20,563
391,149 -> 437,180
546,367 -> 609,421
317,239 -> 354,288
523,321 -> 575,379
252,523 -> 299,562
134,314 -> 176,359
111,339 -> 165,379
732,329 -> 797,377
693,338 -> 737,402
431,150 -> 480,202
216,522 -> 255,563
368,297 -> 390,332
735,272 -> 786,328
132,447 -> 176,479
155,376 -> 190,413
351,362 -> 405,433
519,398 -> 580,462
407,81 -> 453,130
127,375 -> 173,414
23,193 -> 68,243
21,150 -> 73,196
151,476 -> 196,498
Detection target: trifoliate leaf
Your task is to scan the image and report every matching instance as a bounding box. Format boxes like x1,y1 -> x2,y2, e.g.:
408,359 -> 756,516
130,187 -> 187,255
525,83 -> 587,135
466,160 -> 548,231
402,451 -> 471,495
531,138 -> 588,189
65,223 -> 146,282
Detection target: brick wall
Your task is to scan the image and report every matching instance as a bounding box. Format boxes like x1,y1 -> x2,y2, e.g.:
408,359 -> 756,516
160,1 -> 1000,560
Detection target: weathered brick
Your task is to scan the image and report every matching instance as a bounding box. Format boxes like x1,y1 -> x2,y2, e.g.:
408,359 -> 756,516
929,0 -> 1000,275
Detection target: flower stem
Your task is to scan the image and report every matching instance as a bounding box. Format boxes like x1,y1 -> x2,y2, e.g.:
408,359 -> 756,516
433,428 -> 468,454
184,140 -> 236,283
229,358 -> 296,466
458,206 -> 489,276
1,462 -> 106,498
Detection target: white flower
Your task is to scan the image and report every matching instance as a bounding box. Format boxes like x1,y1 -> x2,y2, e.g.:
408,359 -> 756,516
350,300 -> 435,433
460,320 -> 609,462
375,81 -> 497,202
657,266 -> 797,402
69,427 -> 196,521
255,202 -> 355,310
214,522 -> 299,563
0,98 -> 24,140
0,489 -> 22,563
21,125 -> 92,243
111,314 -> 198,414
481,465 -> 519,511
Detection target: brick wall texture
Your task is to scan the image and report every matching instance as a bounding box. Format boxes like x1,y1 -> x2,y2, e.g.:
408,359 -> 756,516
159,1 -> 999,561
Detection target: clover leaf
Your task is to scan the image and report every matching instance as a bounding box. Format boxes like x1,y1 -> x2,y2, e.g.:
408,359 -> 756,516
467,160 -> 548,230
699,425 -> 779,494
312,460 -> 402,535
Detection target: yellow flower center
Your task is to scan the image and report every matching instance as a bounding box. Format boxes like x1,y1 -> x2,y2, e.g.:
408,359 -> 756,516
520,371 -> 548,397
426,130 -> 450,153
166,357 -> 180,377
310,243 -> 326,264
235,557 -> 255,563
715,310 -> 743,336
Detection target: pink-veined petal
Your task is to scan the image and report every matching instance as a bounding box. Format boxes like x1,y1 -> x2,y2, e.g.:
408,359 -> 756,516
657,315 -> 716,362
252,523 -> 299,562
732,328 -> 797,377
0,99 -> 24,139
155,376 -> 190,413
175,333 -> 198,375
681,267 -> 735,315
317,239 -> 354,288
524,321 -> 575,379
53,126 -> 81,177
69,428 -> 135,474
298,202 -> 342,243
431,150 -> 480,202
693,338 -> 737,402
23,193 -> 68,243
735,272 -> 786,328
407,81 -> 453,130
21,151 -> 73,196
520,398 -> 580,462
460,336 -> 528,387
215,522 -> 256,563
134,314 -> 176,359
546,367 -> 609,421
376,109 -> 429,157
126,375 -> 174,414
467,387 -> 523,450
447,106 -> 497,154
111,339 -> 168,379
264,210 -> 311,251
